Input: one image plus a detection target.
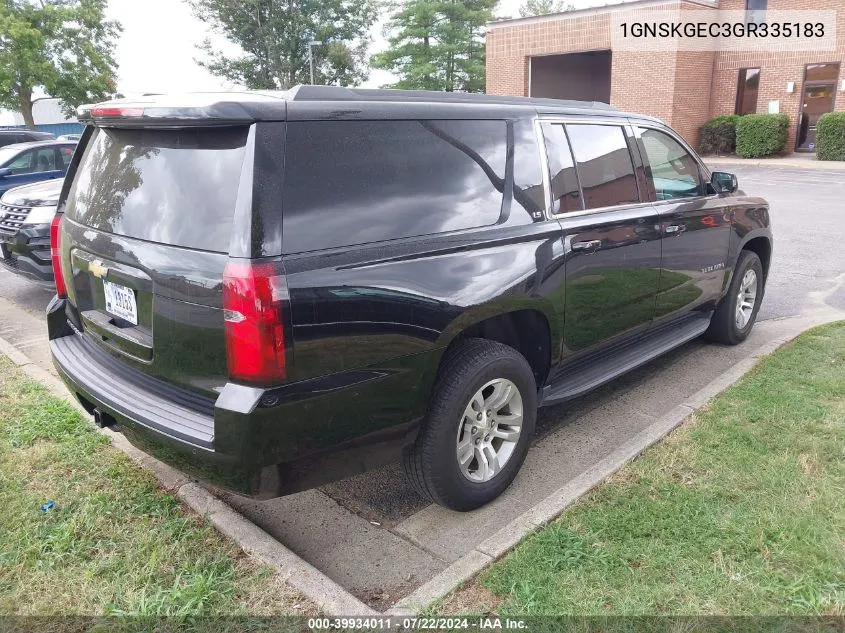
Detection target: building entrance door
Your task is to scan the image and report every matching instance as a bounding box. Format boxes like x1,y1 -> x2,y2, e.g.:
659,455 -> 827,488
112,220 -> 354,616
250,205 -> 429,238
796,63 -> 840,152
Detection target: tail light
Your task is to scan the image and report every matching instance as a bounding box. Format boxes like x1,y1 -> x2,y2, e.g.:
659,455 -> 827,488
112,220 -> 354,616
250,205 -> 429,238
90,106 -> 145,118
222,260 -> 288,384
50,214 -> 67,297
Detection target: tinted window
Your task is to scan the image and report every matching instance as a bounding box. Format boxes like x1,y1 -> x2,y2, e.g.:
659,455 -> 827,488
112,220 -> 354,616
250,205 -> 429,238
33,148 -> 57,172
542,123 -> 582,214
638,128 -> 703,200
283,120 -> 506,253
66,127 -> 247,252
512,118 -> 546,220
565,124 -> 639,210
805,62 -> 840,82
735,68 -> 760,115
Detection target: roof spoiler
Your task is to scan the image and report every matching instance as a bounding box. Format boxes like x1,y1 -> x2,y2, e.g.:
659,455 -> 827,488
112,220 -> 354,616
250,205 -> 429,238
77,93 -> 287,127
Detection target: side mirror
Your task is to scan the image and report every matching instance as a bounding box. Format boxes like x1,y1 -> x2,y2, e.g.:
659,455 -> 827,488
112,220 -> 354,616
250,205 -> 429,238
710,171 -> 738,194
0,168 -> 11,178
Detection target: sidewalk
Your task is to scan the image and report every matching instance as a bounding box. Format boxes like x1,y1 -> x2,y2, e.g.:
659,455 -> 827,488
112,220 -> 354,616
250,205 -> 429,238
704,153 -> 845,171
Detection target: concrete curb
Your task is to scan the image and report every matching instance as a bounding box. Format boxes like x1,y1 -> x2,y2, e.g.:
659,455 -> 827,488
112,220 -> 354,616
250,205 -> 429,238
386,312 -> 844,614
0,333 -> 375,616
3,311 -> 843,616
177,484 -> 378,615
704,157 -> 845,171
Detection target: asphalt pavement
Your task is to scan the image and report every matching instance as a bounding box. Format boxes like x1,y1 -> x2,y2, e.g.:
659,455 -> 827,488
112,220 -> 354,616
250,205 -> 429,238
1,164 -> 843,610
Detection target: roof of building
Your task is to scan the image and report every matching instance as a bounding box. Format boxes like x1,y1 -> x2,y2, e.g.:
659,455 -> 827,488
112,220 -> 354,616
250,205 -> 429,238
4,97 -> 78,126
487,0 -> 717,29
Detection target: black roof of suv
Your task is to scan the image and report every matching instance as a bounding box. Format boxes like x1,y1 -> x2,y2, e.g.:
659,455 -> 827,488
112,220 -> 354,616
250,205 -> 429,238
50,87 -> 771,511
77,85 -> 664,126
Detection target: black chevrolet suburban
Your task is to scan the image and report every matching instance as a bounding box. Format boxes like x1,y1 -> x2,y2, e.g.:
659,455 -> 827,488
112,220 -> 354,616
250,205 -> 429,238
48,87 -> 772,510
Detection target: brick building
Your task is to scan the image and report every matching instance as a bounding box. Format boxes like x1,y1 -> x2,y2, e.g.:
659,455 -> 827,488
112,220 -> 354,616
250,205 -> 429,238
486,0 -> 845,152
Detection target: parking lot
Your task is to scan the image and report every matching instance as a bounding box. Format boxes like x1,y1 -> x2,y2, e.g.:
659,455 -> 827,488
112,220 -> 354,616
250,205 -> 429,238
1,164 -> 844,610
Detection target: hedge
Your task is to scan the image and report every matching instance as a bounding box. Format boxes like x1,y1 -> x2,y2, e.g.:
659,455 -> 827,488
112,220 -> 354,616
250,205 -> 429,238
735,114 -> 790,158
699,115 -> 742,155
816,112 -> 845,161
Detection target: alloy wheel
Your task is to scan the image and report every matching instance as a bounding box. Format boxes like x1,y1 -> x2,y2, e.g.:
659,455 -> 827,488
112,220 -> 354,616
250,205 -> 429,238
735,269 -> 758,329
455,378 -> 524,483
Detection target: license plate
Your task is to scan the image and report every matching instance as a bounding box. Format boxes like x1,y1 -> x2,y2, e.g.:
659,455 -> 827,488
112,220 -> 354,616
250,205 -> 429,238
103,280 -> 138,325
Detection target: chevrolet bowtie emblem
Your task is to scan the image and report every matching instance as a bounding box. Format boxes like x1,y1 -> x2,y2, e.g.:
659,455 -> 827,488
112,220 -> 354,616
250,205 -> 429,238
89,259 -> 108,279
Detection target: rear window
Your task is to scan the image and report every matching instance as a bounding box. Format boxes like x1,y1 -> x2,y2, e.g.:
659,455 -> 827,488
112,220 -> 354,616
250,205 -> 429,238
282,120 -> 507,253
65,127 -> 248,252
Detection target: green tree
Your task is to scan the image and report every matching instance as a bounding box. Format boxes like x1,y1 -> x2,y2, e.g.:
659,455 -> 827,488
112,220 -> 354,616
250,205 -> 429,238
189,0 -> 378,89
372,0 -> 496,93
519,0 -> 574,17
0,0 -> 120,129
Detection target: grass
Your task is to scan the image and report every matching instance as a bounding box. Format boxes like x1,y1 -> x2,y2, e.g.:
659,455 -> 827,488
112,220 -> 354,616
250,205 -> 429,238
0,356 -> 311,617
463,322 -> 845,615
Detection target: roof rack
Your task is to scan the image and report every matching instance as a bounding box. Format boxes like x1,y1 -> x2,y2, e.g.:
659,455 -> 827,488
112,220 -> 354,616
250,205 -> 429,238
281,85 -> 617,111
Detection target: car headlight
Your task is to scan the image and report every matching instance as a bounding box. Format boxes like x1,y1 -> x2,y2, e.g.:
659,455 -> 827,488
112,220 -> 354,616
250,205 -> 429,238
22,205 -> 58,225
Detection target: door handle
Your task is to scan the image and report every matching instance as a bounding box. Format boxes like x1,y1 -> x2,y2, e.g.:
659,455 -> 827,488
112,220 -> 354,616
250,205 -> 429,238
571,239 -> 602,253
664,224 -> 686,235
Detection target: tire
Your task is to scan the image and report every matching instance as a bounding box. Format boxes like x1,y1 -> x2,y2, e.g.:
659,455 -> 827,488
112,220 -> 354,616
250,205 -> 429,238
403,338 -> 537,511
704,250 -> 764,345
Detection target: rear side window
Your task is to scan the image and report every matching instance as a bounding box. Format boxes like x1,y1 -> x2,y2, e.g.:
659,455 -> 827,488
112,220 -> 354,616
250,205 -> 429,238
282,120 -> 506,253
565,124 -> 639,210
65,127 -> 248,252
34,148 -> 57,172
542,123 -> 583,214
512,118 -> 546,220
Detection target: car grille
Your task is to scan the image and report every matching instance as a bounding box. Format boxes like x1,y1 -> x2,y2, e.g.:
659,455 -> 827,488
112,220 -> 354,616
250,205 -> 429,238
0,202 -> 31,235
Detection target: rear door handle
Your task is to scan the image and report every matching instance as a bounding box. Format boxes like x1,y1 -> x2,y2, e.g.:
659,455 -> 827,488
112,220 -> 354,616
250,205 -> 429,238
571,239 -> 602,253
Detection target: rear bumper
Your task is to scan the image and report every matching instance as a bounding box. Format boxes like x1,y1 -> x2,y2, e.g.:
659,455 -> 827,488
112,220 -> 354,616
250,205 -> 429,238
47,296 -> 428,498
50,323 -> 266,495
0,223 -> 54,286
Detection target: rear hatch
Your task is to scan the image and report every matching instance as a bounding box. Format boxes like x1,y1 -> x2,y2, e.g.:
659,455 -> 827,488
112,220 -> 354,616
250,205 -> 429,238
61,125 -> 250,398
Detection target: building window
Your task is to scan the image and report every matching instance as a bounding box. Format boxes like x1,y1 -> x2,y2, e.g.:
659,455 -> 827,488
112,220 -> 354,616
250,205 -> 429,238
804,62 -> 841,82
735,68 -> 760,115
745,0 -> 766,24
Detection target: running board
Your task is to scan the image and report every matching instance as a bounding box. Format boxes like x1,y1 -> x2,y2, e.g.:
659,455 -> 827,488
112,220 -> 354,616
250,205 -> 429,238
540,315 -> 711,407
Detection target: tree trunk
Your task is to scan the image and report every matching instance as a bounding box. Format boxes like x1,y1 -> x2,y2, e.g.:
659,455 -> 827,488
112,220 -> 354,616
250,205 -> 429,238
18,87 -> 36,130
